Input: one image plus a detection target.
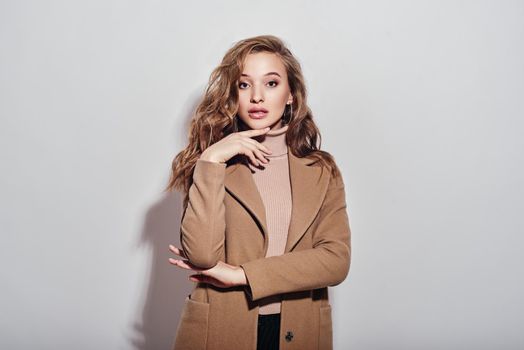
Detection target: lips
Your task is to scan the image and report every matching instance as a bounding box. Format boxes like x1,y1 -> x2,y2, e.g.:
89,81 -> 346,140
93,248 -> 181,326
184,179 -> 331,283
248,111 -> 268,119
248,107 -> 268,119
248,107 -> 268,113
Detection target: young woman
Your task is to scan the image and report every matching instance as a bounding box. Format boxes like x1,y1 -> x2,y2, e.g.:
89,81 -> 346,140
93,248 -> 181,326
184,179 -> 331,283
165,35 -> 351,350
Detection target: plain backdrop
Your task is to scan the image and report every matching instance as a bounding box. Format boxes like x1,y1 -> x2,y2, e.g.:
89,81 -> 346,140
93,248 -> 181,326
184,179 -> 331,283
1,1 -> 523,349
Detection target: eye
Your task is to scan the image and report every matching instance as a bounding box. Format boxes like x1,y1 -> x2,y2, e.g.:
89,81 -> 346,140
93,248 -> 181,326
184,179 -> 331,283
238,82 -> 249,89
267,80 -> 278,87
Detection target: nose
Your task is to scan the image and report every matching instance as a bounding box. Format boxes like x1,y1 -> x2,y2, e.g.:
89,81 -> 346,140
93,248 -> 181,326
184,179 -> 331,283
250,84 -> 264,103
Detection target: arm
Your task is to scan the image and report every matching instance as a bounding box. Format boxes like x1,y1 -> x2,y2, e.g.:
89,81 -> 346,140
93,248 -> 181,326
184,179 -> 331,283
239,168 -> 351,301
179,159 -> 226,269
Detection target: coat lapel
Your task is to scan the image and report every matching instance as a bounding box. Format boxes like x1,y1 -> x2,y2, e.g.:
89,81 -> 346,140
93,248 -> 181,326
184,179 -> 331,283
224,145 -> 331,254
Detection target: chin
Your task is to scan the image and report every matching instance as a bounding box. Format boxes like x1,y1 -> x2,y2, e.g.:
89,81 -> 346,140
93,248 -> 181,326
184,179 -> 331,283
254,122 -> 279,130
239,115 -> 279,130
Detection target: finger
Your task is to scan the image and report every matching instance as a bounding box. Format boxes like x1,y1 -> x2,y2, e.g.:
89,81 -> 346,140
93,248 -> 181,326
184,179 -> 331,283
168,258 -> 188,269
237,142 -> 262,167
242,137 -> 273,155
188,275 -> 200,282
169,258 -> 203,273
189,274 -> 227,288
237,126 -> 270,137
189,274 -> 213,284
169,244 -> 182,256
239,140 -> 269,164
189,273 -> 206,279
189,274 -> 208,283
169,244 -> 188,258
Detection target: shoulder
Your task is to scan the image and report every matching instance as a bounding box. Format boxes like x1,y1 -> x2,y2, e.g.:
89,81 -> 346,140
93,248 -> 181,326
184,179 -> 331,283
312,150 -> 345,185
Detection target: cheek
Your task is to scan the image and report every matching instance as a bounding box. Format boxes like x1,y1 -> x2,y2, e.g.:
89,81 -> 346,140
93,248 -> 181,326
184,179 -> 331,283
269,94 -> 289,111
271,88 -> 290,104
237,92 -> 249,108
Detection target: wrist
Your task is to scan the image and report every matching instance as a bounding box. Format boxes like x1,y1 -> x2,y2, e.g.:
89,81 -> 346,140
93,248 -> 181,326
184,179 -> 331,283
236,266 -> 248,286
199,151 -> 220,164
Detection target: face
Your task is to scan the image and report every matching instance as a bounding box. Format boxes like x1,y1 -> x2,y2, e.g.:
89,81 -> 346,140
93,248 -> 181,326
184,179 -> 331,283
237,52 -> 293,131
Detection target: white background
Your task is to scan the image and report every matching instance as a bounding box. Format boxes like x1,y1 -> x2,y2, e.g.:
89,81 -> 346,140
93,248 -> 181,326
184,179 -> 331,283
1,1 -> 523,349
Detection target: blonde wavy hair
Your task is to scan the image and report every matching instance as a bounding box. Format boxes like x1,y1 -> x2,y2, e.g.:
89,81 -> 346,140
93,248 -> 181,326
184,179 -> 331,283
165,34 -> 341,208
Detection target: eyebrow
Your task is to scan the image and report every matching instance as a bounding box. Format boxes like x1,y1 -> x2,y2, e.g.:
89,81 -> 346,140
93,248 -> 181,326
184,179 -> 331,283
241,72 -> 282,78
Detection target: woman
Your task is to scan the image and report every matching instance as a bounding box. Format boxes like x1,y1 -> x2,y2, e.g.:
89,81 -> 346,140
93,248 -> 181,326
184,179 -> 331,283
165,35 -> 351,350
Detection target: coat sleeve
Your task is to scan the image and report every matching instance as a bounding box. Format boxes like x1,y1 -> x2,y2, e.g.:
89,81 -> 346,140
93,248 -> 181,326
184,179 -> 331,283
179,159 -> 227,269
239,168 -> 351,301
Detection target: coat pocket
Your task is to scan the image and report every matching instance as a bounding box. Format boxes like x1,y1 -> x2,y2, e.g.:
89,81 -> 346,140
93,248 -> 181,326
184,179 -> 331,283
172,295 -> 210,350
318,304 -> 333,350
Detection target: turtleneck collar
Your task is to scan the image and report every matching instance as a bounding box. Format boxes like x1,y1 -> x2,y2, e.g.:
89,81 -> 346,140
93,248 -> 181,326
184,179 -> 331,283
256,124 -> 288,158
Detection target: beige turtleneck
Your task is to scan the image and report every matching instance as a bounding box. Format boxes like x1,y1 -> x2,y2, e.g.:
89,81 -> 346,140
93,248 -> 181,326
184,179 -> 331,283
248,125 -> 292,315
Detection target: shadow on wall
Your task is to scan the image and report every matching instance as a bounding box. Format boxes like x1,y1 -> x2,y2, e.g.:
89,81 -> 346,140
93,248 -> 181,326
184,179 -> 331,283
128,96 -> 202,350
130,188 -> 191,350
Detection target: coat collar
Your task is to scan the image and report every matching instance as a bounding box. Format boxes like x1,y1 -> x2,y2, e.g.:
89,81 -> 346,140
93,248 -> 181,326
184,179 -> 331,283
224,145 -> 331,254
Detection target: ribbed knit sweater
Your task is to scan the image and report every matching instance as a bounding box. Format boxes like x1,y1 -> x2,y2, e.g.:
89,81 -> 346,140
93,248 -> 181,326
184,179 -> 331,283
247,125 -> 292,315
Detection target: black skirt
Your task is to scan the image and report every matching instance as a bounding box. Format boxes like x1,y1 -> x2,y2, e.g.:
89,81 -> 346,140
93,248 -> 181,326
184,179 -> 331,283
257,313 -> 281,350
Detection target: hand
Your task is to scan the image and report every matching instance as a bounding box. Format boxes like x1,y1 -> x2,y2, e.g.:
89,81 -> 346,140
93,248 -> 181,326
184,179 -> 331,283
168,244 -> 247,288
200,125 -> 289,167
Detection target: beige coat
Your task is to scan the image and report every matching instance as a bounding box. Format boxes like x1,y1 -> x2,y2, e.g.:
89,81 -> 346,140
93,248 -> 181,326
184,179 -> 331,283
172,146 -> 351,350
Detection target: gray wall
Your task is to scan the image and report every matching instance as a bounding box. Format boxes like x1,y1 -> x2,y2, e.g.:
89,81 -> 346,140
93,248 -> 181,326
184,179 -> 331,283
1,1 -> 522,349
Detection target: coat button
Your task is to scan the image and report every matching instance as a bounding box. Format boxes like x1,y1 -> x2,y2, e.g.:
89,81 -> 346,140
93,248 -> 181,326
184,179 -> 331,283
285,330 -> 294,342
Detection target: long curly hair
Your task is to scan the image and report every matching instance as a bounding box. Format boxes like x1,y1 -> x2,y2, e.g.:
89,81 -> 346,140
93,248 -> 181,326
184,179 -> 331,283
164,34 -> 341,208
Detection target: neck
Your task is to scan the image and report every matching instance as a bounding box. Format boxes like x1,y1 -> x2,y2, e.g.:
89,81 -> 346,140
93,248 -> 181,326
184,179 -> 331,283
256,124 -> 288,158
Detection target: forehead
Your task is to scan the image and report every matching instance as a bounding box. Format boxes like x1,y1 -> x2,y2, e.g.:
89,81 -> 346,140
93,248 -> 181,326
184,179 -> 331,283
241,52 -> 287,77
